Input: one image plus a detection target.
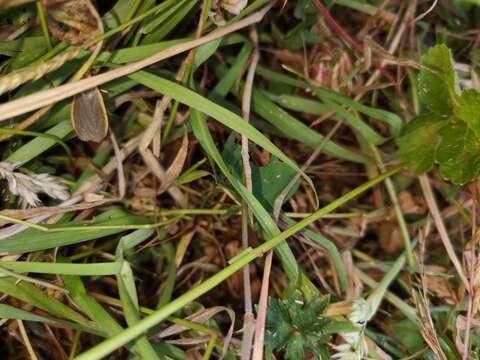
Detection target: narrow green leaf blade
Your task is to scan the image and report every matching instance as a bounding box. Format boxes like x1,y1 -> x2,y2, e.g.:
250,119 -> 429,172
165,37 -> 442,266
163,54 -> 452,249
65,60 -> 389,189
0,208 -> 148,254
0,277 -> 90,326
127,71 -> 313,188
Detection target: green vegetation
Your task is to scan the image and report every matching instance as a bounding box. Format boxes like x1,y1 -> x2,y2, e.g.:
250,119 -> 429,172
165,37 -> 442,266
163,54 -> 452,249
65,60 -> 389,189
0,1 -> 480,359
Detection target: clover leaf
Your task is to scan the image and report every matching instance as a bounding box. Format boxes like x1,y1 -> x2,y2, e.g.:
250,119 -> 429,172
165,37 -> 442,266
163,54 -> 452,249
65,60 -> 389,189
435,122 -> 480,185
397,113 -> 445,174
454,89 -> 480,137
398,44 -> 480,185
418,44 -> 458,116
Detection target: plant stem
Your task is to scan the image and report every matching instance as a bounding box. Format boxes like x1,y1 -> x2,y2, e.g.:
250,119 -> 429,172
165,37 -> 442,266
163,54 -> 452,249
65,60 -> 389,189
36,0 -> 52,50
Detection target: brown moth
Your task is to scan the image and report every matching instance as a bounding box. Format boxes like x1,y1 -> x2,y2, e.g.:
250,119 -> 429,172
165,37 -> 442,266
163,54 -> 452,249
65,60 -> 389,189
71,87 -> 108,142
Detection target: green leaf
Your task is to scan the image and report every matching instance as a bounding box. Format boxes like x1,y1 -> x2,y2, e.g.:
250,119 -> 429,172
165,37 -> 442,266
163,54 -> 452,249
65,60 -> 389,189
251,88 -> 368,163
454,89 -> 480,137
265,291 -> 331,360
221,135 -> 299,210
392,319 -> 424,353
435,121 -> 480,184
127,71 -> 310,181
0,277 -> 90,326
418,44 -> 458,116
398,113 -> 445,174
286,337 -> 305,360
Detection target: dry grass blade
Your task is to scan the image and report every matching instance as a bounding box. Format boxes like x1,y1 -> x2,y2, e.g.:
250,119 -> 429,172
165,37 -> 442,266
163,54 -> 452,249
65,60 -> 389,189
240,26 -> 259,360
138,97 -> 186,206
0,6 -> 272,122
0,48 -> 80,96
0,200 -> 109,225
412,224 -> 448,360
251,250 -> 273,360
17,319 -> 39,360
158,132 -> 189,194
153,306 -> 235,357
419,174 -> 468,288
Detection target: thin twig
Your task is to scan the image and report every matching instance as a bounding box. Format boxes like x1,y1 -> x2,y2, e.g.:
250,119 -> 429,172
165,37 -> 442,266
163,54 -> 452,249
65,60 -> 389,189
240,26 -> 259,360
411,0 -> 438,23
251,250 -> 273,360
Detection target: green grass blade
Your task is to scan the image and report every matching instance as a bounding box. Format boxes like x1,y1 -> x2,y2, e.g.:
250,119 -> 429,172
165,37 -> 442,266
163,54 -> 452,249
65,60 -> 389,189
282,216 -> 347,292
0,261 -> 121,275
0,277 -> 90,326
127,70 -> 315,190
0,208 -> 148,254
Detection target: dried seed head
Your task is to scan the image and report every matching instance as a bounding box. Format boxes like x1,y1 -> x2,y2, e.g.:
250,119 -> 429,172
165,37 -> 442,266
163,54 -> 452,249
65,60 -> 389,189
0,162 -> 69,208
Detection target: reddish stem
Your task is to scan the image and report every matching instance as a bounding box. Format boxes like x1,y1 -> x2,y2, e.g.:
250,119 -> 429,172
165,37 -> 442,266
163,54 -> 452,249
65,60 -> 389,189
312,0 -> 364,54
312,0 -> 396,83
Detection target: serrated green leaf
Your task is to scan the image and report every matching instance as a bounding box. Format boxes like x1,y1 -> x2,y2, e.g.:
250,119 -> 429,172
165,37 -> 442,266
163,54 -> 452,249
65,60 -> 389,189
265,291 -> 331,360
435,122 -> 480,184
265,298 -> 292,349
418,44 -> 458,115
398,113 -> 445,174
454,89 -> 480,137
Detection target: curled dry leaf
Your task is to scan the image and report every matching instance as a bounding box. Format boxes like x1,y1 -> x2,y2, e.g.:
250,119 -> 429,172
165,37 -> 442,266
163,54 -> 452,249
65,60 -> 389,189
158,132 -> 189,193
43,0 -> 100,46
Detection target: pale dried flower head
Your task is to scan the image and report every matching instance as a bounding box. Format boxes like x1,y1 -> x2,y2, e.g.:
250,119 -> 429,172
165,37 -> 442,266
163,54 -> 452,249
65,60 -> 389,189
333,298 -> 370,360
221,0 -> 248,15
0,162 -> 69,208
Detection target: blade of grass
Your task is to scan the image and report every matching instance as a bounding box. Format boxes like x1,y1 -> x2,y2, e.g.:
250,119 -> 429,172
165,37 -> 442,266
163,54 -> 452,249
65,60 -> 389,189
0,261 -> 121,275
0,277 -> 91,327
282,216 -> 348,292
0,208 -> 148,254
255,66 -> 402,136
128,70 -> 316,193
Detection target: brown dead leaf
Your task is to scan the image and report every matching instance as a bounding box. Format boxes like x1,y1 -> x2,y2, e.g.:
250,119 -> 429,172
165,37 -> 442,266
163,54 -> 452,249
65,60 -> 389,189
378,221 -> 404,254
44,0 -> 100,46
397,191 -> 427,215
423,266 -> 457,302
158,132 -> 189,193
